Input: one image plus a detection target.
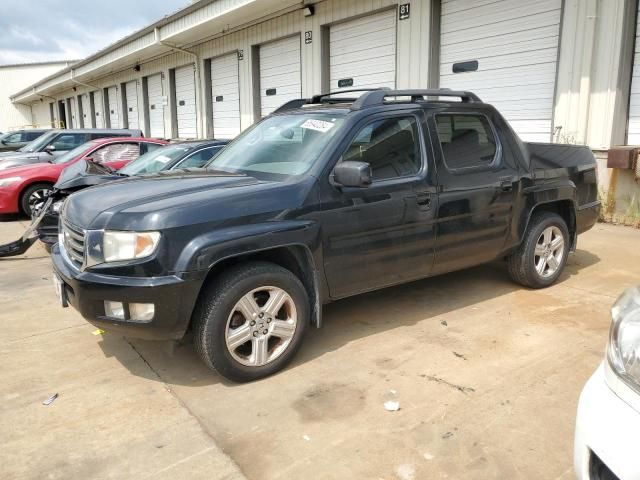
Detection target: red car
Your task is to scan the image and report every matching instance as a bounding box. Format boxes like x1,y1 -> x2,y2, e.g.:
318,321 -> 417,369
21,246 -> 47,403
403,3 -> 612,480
0,137 -> 167,215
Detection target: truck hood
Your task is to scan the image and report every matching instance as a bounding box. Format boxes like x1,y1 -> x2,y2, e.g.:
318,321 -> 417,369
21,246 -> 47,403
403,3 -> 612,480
63,169 -> 306,231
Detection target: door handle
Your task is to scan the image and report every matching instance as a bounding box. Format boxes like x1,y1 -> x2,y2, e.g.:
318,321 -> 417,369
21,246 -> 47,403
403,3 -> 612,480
416,191 -> 432,207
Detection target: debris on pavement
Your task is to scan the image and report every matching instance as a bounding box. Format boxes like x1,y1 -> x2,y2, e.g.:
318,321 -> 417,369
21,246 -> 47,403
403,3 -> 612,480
442,431 -> 454,439
440,320 -> 448,326
453,351 -> 467,360
42,393 -> 58,406
92,328 -> 105,336
422,375 -> 475,394
395,464 -> 416,480
303,435 -> 311,441
384,400 -> 400,412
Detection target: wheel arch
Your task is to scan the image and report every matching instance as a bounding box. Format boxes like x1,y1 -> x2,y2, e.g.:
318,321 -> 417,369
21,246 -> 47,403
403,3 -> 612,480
17,180 -> 55,215
193,244 -> 323,329
523,199 -> 577,250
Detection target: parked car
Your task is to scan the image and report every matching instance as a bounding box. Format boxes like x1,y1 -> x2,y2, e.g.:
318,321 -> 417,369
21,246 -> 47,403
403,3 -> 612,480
574,285 -> 640,480
0,129 -> 49,152
34,140 -> 228,247
0,128 -> 144,170
0,137 -> 166,215
51,88 -> 600,382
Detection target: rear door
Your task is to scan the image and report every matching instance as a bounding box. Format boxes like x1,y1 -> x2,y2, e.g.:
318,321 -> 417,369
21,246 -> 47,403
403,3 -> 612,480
320,110 -> 437,298
429,110 -> 518,274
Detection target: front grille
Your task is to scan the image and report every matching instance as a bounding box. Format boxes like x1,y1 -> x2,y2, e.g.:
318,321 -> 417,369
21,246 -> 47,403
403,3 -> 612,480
62,219 -> 86,268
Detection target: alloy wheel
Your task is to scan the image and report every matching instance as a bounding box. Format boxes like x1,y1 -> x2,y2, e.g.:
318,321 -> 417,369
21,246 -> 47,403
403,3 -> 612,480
534,226 -> 565,278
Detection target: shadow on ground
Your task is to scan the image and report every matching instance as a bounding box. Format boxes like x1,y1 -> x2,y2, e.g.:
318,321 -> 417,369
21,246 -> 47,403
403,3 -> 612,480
96,249 -> 600,387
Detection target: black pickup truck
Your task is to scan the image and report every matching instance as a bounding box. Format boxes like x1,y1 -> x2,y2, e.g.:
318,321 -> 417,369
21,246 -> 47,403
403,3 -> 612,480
51,89 -> 599,382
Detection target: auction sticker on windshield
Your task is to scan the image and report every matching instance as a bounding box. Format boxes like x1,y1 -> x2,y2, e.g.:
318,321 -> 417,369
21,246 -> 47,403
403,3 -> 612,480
300,119 -> 335,133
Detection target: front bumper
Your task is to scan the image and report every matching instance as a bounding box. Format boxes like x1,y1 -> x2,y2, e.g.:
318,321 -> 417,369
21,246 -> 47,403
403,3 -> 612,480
36,210 -> 59,245
574,363 -> 640,479
52,244 -> 205,340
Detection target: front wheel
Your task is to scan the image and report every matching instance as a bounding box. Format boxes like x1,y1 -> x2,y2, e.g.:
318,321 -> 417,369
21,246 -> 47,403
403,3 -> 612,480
20,183 -> 52,216
192,261 -> 309,382
508,211 -> 569,288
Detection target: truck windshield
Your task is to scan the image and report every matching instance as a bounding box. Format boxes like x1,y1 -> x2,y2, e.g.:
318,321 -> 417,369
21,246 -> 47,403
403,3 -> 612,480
207,113 -> 345,177
19,130 -> 58,153
119,144 -> 191,175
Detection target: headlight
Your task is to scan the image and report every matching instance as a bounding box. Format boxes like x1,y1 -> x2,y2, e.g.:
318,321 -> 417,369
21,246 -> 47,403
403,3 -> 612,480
103,231 -> 161,262
0,177 -> 21,187
607,285 -> 640,391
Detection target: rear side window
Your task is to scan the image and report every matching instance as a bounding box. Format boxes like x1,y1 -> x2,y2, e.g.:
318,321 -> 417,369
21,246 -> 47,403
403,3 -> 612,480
343,116 -> 422,181
436,114 -> 497,169
25,131 -> 43,141
50,133 -> 87,150
177,146 -> 223,169
3,132 -> 22,144
92,143 -> 141,163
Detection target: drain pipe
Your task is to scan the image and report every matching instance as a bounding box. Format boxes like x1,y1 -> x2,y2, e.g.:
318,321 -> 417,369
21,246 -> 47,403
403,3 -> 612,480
154,27 -> 203,138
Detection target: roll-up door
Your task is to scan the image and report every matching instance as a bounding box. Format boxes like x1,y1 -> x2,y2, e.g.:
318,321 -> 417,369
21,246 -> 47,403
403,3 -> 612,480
174,65 -> 197,138
67,97 -> 76,128
80,93 -> 91,127
628,6 -> 640,144
93,91 -> 104,128
210,53 -> 241,138
259,36 -> 301,117
147,74 -> 165,138
107,86 -> 120,128
439,0 -> 562,142
329,10 -> 396,92
125,81 -> 140,130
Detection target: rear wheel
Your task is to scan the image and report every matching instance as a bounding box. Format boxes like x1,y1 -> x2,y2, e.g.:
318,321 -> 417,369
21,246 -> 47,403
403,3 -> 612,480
192,261 -> 309,382
20,183 -> 52,216
508,211 -> 569,288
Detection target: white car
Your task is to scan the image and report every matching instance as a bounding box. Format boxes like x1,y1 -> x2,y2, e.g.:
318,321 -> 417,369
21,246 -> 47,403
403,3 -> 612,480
575,285 -> 640,480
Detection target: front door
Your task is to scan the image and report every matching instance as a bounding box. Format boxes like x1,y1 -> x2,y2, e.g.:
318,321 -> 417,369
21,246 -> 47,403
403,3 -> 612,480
429,111 -> 518,274
320,111 -> 437,299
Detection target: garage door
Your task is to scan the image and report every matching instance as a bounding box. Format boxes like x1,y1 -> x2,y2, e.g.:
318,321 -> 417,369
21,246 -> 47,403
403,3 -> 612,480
146,74 -> 165,138
439,0 -> 562,142
92,91 -> 104,128
125,81 -> 140,130
80,94 -> 91,127
329,10 -> 396,92
67,97 -> 76,128
259,36 -> 301,117
210,53 -> 241,138
175,65 -> 197,138
628,6 -> 640,144
107,86 -> 120,128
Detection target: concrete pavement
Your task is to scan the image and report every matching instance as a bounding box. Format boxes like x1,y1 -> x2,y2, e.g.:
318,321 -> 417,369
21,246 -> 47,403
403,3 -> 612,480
1,219 -> 638,479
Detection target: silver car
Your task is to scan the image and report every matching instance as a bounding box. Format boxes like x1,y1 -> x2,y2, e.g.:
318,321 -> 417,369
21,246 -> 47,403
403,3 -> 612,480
0,128 -> 144,170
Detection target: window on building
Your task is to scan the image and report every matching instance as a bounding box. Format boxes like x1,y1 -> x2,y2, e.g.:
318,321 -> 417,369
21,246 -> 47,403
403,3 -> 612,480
436,114 -> 497,169
343,116 -> 422,181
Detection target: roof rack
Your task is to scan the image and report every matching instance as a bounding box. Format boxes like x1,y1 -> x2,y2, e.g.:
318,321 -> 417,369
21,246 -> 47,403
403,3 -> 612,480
308,88 -> 391,105
351,89 -> 482,110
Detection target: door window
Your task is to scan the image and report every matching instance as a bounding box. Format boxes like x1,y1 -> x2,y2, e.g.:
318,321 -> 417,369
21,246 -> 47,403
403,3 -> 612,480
91,143 -> 141,163
177,146 -> 224,169
25,131 -> 43,141
50,133 -> 87,151
343,116 -> 422,181
435,114 -> 498,170
3,133 -> 23,144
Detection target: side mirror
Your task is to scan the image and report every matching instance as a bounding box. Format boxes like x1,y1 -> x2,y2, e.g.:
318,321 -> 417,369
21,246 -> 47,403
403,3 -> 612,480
332,161 -> 372,188
44,144 -> 56,154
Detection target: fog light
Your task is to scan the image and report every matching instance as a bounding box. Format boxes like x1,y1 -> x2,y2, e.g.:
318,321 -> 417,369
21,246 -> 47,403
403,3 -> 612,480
129,303 -> 155,322
104,301 -> 125,319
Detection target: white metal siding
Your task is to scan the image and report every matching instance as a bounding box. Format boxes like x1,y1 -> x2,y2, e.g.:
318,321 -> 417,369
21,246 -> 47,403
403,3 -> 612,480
210,53 -> 241,138
259,35 -> 301,117
628,6 -> 640,144
329,10 -> 397,92
125,81 -> 140,129
107,86 -> 120,128
147,74 -> 165,138
440,0 -> 562,142
175,65 -> 197,138
93,91 -> 105,128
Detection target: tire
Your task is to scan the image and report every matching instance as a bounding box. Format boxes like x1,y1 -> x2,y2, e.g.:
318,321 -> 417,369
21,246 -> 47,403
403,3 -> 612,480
507,211 -> 569,289
20,183 -> 52,216
192,261 -> 309,382
43,243 -> 52,254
